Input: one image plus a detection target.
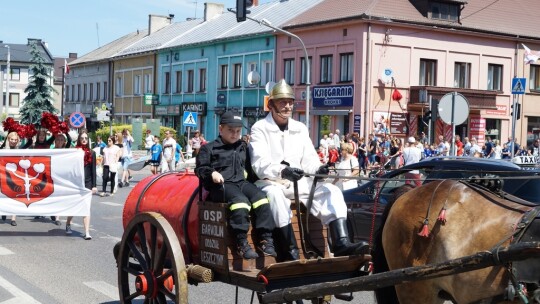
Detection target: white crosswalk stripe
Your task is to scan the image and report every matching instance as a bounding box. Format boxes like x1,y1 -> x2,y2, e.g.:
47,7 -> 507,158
0,274 -> 40,303
0,246 -> 14,256
83,281 -> 118,300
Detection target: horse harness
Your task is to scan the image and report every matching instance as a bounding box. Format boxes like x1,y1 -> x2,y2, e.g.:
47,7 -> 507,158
466,181 -> 540,304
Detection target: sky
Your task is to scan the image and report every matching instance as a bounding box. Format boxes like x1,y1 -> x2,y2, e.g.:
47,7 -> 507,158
0,0 -> 247,58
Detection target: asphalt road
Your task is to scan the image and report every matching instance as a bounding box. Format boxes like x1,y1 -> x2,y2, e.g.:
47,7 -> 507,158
0,159 -> 377,304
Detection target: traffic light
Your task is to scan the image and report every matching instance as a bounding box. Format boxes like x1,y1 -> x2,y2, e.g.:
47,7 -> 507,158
236,0 -> 253,22
511,103 -> 521,120
106,104 -> 114,117
422,110 -> 432,123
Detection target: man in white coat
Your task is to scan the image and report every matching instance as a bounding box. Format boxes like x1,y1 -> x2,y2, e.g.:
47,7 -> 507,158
249,79 -> 368,260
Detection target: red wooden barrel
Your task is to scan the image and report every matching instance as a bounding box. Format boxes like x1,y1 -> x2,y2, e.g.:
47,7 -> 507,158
122,171 -> 202,260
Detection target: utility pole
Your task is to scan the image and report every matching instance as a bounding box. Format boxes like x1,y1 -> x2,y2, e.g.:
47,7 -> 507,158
4,45 -> 10,117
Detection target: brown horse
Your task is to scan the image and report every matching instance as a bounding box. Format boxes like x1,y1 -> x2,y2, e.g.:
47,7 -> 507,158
373,179 -> 540,304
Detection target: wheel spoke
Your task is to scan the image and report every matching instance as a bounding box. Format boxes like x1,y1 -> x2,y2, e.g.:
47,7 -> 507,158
127,240 -> 148,271
153,240 -> 168,272
125,290 -> 142,301
122,264 -> 142,276
160,285 -> 176,301
136,223 -> 151,269
150,224 -> 158,260
156,292 -> 167,304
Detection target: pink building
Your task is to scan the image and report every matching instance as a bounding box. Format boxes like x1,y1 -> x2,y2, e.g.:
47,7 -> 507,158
276,0 -> 540,149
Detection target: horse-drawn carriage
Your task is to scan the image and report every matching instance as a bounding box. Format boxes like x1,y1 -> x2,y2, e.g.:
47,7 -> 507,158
113,163 -> 540,303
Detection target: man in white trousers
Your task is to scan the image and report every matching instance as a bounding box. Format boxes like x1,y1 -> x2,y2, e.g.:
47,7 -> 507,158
249,79 -> 368,260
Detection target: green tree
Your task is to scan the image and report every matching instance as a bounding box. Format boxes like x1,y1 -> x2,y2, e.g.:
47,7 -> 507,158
19,42 -> 57,126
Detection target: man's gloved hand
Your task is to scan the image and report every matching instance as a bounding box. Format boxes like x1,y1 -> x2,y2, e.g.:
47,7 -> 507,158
316,164 -> 330,175
281,166 -> 304,182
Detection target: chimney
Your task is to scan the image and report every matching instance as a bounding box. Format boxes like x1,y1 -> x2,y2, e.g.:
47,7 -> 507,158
253,0 -> 259,6
148,14 -> 173,35
204,3 -> 224,21
27,38 -> 42,45
69,53 -> 78,59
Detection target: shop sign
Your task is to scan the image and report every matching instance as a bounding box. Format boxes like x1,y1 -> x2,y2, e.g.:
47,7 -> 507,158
390,112 -> 407,135
469,115 -> 486,146
182,102 -> 207,116
353,115 -> 361,132
485,105 -> 507,116
144,94 -> 159,105
155,105 -> 180,115
243,107 -> 266,118
312,85 -> 354,107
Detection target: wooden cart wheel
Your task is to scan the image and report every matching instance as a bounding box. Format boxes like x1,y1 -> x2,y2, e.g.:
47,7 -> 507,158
118,212 -> 188,304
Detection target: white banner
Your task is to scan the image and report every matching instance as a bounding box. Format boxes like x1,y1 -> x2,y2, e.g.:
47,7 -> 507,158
0,149 -> 92,216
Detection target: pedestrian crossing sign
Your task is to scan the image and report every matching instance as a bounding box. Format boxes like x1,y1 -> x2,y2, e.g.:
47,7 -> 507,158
512,78 -> 526,94
183,111 -> 198,127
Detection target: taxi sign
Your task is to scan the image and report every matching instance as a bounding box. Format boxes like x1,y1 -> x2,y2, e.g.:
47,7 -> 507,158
512,155 -> 538,166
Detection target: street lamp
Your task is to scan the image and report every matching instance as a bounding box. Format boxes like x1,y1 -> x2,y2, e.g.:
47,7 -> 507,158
3,45 -> 9,117
258,19 -> 311,131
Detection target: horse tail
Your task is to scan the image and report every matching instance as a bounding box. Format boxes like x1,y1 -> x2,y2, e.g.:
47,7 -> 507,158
373,184 -> 415,304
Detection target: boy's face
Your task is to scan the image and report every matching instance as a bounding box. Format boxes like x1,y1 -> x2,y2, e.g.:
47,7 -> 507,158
219,125 -> 242,144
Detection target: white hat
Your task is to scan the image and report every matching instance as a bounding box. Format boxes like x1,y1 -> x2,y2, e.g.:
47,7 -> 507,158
408,136 -> 416,143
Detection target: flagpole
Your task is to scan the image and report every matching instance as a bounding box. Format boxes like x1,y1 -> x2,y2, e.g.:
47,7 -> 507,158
61,62 -> 65,117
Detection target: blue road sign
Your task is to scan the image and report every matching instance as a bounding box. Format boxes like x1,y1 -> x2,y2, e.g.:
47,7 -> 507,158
69,112 -> 86,128
183,111 -> 197,127
512,78 -> 526,95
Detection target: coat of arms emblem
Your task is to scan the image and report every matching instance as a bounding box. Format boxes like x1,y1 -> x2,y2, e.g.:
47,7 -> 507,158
0,156 -> 53,206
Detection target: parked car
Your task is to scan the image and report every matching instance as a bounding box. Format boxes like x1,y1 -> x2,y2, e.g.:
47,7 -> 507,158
343,156 -> 540,242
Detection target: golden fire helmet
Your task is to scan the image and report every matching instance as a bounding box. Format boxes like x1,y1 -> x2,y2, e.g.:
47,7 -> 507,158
269,79 -> 295,101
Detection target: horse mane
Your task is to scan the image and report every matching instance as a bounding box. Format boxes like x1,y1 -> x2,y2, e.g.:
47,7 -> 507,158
372,183 -> 416,304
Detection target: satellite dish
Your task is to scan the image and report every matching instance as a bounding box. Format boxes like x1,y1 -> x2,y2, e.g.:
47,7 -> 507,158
380,68 -> 394,84
265,81 -> 276,94
247,71 -> 260,85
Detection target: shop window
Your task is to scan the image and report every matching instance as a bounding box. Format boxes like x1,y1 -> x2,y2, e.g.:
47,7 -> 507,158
527,116 -> 540,146
485,118 -> 501,142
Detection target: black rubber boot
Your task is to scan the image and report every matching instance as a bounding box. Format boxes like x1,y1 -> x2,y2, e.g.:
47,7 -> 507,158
236,233 -> 258,259
258,231 -> 277,257
279,224 -> 300,260
329,219 -> 369,256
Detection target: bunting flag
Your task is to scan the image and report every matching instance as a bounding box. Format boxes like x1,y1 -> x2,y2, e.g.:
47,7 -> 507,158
0,149 -> 91,216
64,59 -> 70,74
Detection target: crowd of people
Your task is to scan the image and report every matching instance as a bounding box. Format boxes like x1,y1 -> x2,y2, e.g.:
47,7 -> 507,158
315,129 -> 540,182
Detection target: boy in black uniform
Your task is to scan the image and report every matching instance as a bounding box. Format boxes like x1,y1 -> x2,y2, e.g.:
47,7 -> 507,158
195,112 -> 276,259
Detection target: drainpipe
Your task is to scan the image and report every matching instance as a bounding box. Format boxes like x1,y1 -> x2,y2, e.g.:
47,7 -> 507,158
363,23 -> 372,138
